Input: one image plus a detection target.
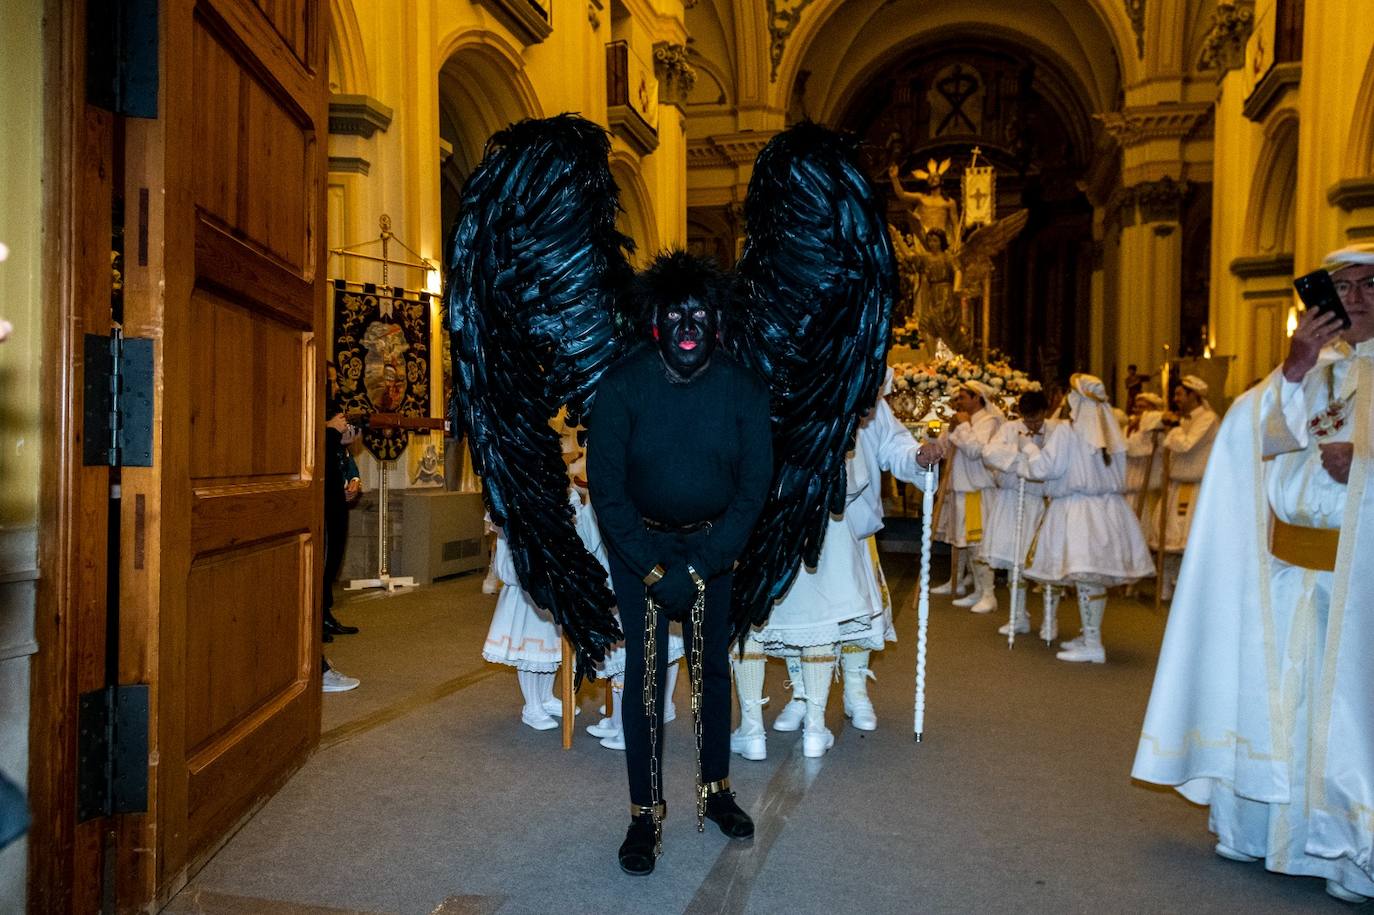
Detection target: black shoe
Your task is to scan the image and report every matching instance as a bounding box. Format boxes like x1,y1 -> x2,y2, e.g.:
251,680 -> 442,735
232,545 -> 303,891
618,814 -> 659,876
703,785 -> 754,839
322,629 -> 334,643
324,613 -> 359,636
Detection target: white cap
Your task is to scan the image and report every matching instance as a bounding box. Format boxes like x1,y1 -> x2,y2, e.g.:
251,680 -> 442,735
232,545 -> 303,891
1134,392 -> 1165,409
1179,375 -> 1208,395
1322,243 -> 1374,273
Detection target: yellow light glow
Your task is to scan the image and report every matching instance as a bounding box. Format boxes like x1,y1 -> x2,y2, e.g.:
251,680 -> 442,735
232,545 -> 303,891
426,267 -> 442,296
1287,306 -> 1299,337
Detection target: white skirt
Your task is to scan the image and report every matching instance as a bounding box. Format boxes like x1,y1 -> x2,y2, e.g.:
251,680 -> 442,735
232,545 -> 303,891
597,624 -> 685,681
483,585 -> 562,672
1024,492 -> 1154,587
755,516 -> 885,652
981,486 -> 1047,571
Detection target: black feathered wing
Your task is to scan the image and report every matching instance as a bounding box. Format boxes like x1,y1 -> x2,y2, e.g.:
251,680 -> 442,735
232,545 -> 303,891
446,115 -> 633,668
727,122 -> 899,638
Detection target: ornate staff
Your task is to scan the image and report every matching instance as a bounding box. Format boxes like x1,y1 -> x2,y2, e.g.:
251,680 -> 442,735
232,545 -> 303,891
914,425 -> 940,743
1006,474 -> 1027,650
1154,448 -> 1173,614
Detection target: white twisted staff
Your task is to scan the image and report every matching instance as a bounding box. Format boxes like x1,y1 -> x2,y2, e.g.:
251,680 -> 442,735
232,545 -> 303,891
914,457 -> 937,743
1006,474 -> 1026,650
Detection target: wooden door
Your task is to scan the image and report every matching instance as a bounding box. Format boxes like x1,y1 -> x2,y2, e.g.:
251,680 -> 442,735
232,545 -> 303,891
121,0 -> 330,902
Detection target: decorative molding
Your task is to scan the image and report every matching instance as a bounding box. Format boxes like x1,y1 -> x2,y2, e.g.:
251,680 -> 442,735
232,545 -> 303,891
474,0 -> 553,45
1327,177 -> 1374,211
1125,0 -> 1146,58
1230,252 -> 1294,278
767,0 -> 819,82
686,131 -> 776,169
1198,1 -> 1254,73
1242,286 -> 1294,300
609,105 -> 658,155
327,155 -> 370,175
588,2 -> 600,30
1348,224 -> 1374,240
653,42 -> 696,101
328,94 -> 393,138
1243,61 -> 1301,123
1107,176 -> 1191,227
1095,103 -> 1212,148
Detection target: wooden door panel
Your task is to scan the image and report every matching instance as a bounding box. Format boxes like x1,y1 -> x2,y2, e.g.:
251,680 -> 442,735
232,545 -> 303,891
184,536 -> 311,755
188,287 -> 308,479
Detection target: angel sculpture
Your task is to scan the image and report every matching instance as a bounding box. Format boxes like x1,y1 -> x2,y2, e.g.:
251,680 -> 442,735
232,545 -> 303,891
447,115 -> 895,874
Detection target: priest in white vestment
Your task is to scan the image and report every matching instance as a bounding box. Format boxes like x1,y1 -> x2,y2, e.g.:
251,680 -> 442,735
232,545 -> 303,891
1133,245 -> 1374,904
934,381 -> 1004,612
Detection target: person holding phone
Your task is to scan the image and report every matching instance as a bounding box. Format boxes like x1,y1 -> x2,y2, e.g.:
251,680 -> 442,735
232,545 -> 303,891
1133,244 -> 1374,904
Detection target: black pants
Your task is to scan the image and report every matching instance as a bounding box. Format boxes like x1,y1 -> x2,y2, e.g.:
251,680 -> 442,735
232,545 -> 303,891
322,498 -> 348,627
607,531 -> 732,808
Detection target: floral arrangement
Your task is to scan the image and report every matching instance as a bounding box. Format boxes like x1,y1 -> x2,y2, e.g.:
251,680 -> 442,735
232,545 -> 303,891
891,317 -> 923,349
886,353 -> 1040,423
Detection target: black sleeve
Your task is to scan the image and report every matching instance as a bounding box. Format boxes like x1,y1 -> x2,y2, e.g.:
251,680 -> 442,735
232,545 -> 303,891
586,372 -> 659,577
690,375 -> 773,578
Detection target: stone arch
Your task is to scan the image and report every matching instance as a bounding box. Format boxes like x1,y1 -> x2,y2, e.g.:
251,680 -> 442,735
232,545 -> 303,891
327,0 -> 370,95
1345,44 -> 1374,175
436,31 -> 542,175
610,153 -> 659,269
773,0 -> 1134,116
1243,112 -> 1299,257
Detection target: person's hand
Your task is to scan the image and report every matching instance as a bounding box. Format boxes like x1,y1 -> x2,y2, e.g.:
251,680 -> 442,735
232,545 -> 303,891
917,442 -> 942,468
648,564 -> 698,617
326,412 -> 348,434
1284,309 -> 1345,382
888,162 -> 899,178
1161,412 -> 1181,427
341,424 -> 360,445
345,478 -> 362,499
952,411 -> 971,427
1320,442 -> 1353,484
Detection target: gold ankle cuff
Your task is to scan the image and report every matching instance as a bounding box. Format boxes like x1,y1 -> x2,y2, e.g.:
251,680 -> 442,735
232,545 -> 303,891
703,778 -> 731,796
630,801 -> 666,820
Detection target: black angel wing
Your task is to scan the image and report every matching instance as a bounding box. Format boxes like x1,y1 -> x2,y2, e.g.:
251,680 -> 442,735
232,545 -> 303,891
727,121 -> 898,636
446,114 -> 634,668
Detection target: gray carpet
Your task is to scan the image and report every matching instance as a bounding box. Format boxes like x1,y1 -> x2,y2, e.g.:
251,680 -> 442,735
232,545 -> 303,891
168,557 -> 1342,914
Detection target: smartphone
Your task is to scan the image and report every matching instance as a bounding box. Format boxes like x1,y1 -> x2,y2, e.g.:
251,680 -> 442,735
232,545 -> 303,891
1293,269 -> 1352,330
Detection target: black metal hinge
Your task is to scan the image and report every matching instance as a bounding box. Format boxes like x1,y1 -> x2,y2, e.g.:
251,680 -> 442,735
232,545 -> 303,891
77,684 -> 150,822
83,329 -> 153,467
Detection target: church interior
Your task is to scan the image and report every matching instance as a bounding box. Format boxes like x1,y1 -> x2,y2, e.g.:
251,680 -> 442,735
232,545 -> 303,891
2,0 -> 1373,911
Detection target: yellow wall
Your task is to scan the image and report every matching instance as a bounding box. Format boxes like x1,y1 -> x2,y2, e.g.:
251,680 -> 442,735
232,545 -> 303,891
0,0 -> 45,904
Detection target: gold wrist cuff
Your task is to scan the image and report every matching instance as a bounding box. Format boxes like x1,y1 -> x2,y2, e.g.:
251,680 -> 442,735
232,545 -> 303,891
642,564 -> 666,586
687,565 -> 705,588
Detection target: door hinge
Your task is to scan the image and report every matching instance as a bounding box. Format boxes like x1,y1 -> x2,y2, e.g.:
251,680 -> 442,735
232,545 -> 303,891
77,684 -> 150,822
84,328 -> 153,467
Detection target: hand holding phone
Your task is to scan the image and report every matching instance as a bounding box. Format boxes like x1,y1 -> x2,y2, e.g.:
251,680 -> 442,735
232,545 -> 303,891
1293,269 -> 1352,330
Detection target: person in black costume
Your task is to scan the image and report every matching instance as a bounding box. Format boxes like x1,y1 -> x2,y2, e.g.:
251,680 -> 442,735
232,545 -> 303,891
587,252 -> 772,875
323,366 -> 360,642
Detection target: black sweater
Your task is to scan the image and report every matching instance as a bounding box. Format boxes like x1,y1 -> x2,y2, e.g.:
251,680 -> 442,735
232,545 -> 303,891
587,346 -> 772,581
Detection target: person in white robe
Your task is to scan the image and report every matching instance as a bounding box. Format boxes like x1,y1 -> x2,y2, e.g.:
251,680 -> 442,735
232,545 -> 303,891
932,381 -> 1004,612
1124,391 -> 1166,533
768,389 -> 936,741
981,390 -> 1063,641
1132,245 -> 1374,904
1014,374 -> 1154,663
732,391 -> 938,759
1147,375 -> 1219,599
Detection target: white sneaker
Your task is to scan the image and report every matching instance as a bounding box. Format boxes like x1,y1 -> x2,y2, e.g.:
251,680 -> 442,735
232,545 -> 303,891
997,618 -> 1031,635
931,579 -> 955,595
773,698 -> 806,732
322,668 -> 360,693
802,726 -> 834,758
1326,881 -> 1369,904
543,697 -> 579,718
730,725 -> 767,761
1039,620 -> 1059,643
586,716 -> 618,739
951,592 -> 980,608
599,730 -> 626,751
843,694 -> 877,731
969,594 -> 998,614
1055,643 -> 1106,664
1059,635 -> 1085,651
521,707 -> 558,730
1214,842 -> 1258,863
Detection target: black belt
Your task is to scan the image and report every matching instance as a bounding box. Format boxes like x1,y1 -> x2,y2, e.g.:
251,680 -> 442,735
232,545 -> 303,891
642,516 -> 714,534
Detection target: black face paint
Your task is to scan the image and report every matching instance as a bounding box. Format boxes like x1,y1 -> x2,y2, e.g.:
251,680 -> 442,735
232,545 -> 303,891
655,297 -> 718,381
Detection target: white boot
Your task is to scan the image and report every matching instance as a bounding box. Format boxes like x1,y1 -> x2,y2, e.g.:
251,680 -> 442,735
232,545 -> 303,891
1039,585 -> 1060,644
587,678 -> 623,741
841,647 -> 877,731
997,583 -> 1030,635
730,644 -> 767,761
664,660 -> 679,723
1056,585 -> 1107,663
540,669 -> 578,719
518,670 -> 557,730
800,649 -> 836,758
933,548 -> 967,595
967,561 -> 998,614
773,656 -> 807,732
1326,880 -> 1370,904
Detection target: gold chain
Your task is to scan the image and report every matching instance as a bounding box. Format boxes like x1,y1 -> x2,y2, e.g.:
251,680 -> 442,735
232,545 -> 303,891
690,580 -> 707,831
643,595 -> 662,857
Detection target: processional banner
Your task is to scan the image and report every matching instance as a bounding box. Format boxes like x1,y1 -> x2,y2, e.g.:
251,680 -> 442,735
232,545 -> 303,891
963,165 -> 995,229
332,279 -> 432,461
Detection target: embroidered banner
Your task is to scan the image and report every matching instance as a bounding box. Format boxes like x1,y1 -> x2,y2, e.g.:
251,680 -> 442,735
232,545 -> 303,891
332,279 -> 432,460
